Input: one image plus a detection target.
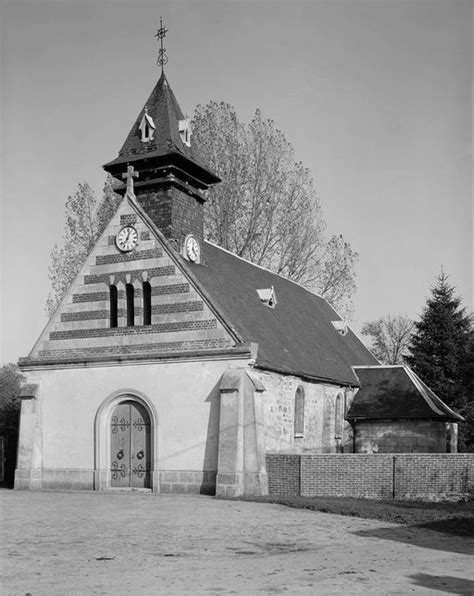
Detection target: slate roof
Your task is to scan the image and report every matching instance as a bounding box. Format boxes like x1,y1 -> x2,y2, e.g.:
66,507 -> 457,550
103,73 -> 219,185
347,366 -> 463,421
179,241 -> 379,386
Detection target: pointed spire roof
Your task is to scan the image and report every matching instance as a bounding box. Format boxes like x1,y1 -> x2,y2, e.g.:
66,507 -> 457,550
104,72 -> 220,185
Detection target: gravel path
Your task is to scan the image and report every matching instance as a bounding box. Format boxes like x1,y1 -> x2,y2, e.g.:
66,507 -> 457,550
1,490 -> 473,595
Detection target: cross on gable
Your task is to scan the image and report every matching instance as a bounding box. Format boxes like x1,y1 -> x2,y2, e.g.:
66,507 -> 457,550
122,165 -> 139,198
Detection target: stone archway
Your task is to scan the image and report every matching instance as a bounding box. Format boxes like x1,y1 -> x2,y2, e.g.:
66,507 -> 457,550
94,389 -> 159,492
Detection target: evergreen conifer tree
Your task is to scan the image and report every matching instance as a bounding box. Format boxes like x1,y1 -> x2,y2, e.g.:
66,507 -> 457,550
406,272 -> 472,450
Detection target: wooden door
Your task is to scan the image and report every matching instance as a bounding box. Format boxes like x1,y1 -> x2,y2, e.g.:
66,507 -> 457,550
110,401 -> 151,488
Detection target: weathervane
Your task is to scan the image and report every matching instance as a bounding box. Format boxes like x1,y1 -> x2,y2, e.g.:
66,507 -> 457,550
155,17 -> 168,72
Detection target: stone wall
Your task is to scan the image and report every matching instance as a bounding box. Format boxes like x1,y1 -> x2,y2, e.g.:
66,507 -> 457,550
15,356 -> 251,492
266,453 -> 474,501
353,419 -> 448,453
259,371 -> 349,454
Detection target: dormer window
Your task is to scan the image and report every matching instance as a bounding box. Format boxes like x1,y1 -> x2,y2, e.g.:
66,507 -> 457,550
332,320 -> 348,336
139,109 -> 156,142
179,118 -> 192,147
257,286 -> 277,308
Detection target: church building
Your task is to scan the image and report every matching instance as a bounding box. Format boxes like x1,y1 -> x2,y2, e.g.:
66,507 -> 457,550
15,26 -> 462,496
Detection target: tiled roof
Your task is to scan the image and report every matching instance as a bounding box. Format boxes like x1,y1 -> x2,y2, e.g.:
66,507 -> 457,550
103,73 -> 218,182
179,242 -> 379,385
347,366 -> 463,421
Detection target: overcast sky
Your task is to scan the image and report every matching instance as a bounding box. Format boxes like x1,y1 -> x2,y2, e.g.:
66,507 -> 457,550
1,0 -> 472,364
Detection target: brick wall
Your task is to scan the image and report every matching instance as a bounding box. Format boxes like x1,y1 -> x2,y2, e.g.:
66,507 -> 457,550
266,453 -> 474,500
301,454 -> 394,499
266,454 -> 300,496
137,185 -> 204,245
394,454 -> 473,500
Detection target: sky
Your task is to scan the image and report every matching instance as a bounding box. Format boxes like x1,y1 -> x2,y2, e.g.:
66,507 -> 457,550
0,0 -> 472,364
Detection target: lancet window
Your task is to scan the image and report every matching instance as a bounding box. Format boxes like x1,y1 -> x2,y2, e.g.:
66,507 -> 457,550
294,385 -> 305,437
335,393 -> 344,439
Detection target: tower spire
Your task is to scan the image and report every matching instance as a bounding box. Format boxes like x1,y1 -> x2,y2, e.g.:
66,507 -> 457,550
155,17 -> 168,73
104,20 -> 221,246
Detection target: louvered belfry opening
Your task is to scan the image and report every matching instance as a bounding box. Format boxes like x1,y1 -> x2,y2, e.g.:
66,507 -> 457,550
143,282 -> 151,325
109,285 -> 118,328
126,284 -> 135,327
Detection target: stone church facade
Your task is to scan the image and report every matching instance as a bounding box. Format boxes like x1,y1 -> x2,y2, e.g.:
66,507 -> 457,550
15,55 -> 462,496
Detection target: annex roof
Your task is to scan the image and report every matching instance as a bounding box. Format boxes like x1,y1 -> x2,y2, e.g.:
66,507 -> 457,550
347,366 -> 463,421
179,241 -> 379,385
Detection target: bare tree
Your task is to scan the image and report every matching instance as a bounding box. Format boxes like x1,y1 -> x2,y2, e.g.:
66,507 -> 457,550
47,105 -> 358,315
192,102 -> 357,313
46,175 -> 121,315
362,314 -> 415,364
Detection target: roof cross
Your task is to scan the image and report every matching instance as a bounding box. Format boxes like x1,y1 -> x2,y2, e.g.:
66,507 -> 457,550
122,164 -> 139,198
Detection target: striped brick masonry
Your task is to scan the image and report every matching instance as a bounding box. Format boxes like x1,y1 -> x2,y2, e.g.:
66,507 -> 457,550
73,292 -> 114,303
84,266 -> 175,285
120,214 -> 137,225
49,319 -> 217,340
25,199 -> 235,364
152,283 -> 189,295
95,248 -> 163,265
61,302 -> 202,322
37,338 -> 233,359
154,301 -> 203,314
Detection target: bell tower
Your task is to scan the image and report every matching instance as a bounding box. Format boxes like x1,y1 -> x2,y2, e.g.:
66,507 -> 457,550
103,19 -> 220,249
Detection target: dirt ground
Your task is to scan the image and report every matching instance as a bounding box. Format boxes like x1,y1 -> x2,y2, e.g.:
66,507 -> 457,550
1,491 -> 473,595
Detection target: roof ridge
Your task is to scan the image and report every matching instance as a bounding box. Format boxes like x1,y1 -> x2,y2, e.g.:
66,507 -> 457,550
161,75 -> 185,150
404,366 -> 463,421
353,364 -> 404,369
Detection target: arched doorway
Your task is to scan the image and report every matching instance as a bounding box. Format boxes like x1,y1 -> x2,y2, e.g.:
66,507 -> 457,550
94,390 -> 159,492
110,401 -> 151,488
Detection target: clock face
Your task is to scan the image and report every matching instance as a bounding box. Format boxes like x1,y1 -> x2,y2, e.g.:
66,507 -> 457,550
185,235 -> 200,262
116,226 -> 138,252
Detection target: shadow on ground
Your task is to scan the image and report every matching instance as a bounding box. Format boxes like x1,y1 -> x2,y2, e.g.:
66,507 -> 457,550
353,518 -> 474,555
409,573 -> 474,594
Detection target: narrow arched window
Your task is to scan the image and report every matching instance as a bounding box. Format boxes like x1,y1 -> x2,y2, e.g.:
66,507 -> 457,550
143,282 -> 151,325
335,393 -> 344,439
294,385 -> 305,437
109,285 -> 118,328
126,283 -> 135,327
